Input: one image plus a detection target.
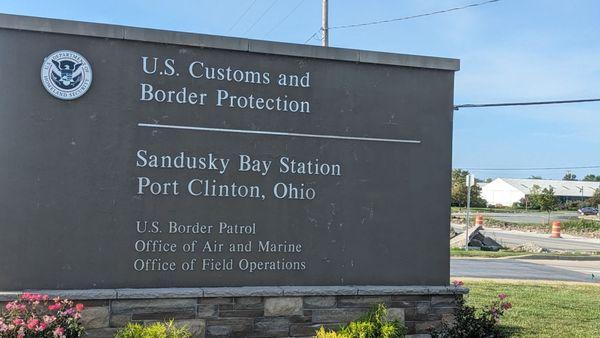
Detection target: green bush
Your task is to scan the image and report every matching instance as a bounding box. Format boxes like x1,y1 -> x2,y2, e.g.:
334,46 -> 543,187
315,304 -> 407,338
115,320 -> 192,338
432,292 -> 512,338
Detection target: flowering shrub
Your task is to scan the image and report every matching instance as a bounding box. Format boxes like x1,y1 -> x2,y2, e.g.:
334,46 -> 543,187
0,293 -> 85,338
433,281 -> 512,337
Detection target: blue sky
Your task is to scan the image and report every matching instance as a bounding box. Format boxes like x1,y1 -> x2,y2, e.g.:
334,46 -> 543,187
2,0 -> 599,180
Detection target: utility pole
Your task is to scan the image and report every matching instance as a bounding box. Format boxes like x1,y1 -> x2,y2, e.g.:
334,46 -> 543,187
465,174 -> 474,250
321,0 -> 329,47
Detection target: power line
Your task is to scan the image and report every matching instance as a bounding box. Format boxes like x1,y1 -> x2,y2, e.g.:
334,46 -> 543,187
244,0 -> 279,35
304,29 -> 321,43
328,0 -> 500,31
455,98 -> 600,110
458,165 -> 600,171
226,0 -> 258,34
265,0 -> 306,37
304,0 -> 499,44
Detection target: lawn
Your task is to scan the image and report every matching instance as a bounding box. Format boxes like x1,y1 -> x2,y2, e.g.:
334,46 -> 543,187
451,207 -> 532,214
450,248 -> 525,258
464,279 -> 600,337
450,248 -> 599,258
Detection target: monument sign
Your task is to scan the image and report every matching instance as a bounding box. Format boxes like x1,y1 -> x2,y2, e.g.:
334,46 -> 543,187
0,14 -> 458,290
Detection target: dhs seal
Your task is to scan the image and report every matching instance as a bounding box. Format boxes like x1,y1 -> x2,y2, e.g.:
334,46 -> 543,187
40,50 -> 92,100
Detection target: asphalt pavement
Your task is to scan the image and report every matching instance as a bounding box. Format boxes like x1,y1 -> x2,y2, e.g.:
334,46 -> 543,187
451,258 -> 599,283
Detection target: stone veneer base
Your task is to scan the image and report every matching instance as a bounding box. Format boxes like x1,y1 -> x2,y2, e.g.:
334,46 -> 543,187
0,286 -> 467,338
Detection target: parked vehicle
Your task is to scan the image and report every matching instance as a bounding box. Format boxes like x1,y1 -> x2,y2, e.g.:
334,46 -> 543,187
578,207 -> 599,215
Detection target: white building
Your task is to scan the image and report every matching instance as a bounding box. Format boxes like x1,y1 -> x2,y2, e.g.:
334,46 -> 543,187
481,178 -> 600,207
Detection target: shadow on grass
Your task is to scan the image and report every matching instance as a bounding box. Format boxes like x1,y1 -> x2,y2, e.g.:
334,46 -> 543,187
499,324 -> 524,337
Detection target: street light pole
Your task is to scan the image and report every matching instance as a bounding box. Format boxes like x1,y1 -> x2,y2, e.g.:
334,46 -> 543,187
465,174 -> 474,250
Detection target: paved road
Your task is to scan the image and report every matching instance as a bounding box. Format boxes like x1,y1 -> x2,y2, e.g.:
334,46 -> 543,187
451,258 -> 599,283
519,259 -> 600,276
452,224 -> 600,252
453,211 -> 579,224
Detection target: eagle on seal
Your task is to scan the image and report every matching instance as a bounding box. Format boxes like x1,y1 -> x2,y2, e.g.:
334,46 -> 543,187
51,59 -> 83,90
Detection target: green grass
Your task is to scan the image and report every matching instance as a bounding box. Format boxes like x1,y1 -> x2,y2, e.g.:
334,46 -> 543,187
561,219 -> 600,232
465,280 -> 600,337
451,207 -> 534,214
450,248 -> 525,258
450,248 -> 599,258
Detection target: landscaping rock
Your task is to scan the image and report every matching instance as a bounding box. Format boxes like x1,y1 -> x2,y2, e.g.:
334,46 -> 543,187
510,242 -> 550,253
450,226 -> 483,248
450,226 -> 502,250
450,227 -> 458,238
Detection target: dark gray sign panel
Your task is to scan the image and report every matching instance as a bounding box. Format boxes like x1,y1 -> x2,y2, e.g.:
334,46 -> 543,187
0,15 -> 457,290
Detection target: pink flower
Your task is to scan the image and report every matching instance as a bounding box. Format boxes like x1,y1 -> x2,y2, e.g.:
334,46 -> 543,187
502,302 -> 513,310
43,315 -> 56,324
26,318 -> 39,330
75,303 -> 84,312
498,293 -> 507,300
20,293 -> 47,302
12,318 -> 24,326
48,303 -> 61,311
6,302 -> 28,313
53,327 -> 65,337
452,280 -> 464,287
37,322 -> 47,331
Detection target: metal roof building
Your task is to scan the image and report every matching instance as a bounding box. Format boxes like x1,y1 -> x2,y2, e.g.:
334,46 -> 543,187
481,178 -> 600,206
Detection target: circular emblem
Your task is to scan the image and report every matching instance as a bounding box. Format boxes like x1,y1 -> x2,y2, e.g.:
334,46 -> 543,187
40,50 -> 92,100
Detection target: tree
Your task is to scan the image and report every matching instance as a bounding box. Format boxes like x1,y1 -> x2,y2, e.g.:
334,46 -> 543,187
538,187 -> 558,224
588,189 -> 600,207
583,174 -> 600,182
526,184 -> 542,209
563,172 -> 577,181
451,169 -> 487,207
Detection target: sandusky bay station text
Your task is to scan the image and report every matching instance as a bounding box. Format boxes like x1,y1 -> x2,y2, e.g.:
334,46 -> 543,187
135,149 -> 342,200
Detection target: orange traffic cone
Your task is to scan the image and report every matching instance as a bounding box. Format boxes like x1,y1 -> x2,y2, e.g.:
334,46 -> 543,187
551,221 -> 561,238
475,214 -> 484,227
